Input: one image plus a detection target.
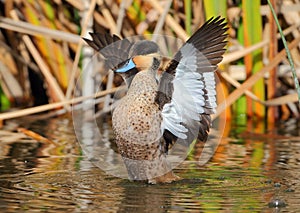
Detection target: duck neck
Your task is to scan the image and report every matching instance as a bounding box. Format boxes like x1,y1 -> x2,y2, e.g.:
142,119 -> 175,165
119,67 -> 139,88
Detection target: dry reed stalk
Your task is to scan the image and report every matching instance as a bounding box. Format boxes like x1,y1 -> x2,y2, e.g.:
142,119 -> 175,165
97,0 -> 118,34
18,41 -> 33,100
221,40 -> 269,65
269,0 -> 300,108
213,36 -> 300,120
116,0 -> 133,35
94,12 -> 111,29
220,72 -> 264,104
0,17 -> 80,43
65,0 -> 84,10
261,3 -> 300,15
65,0 -> 97,101
220,72 -> 299,107
0,86 -> 126,121
0,34 -> 18,75
10,10 -> 65,102
152,0 -> 173,42
148,0 -> 188,40
264,93 -> 298,106
220,21 -> 300,110
280,104 -> 291,120
98,0 -> 118,113
18,127 -> 57,145
267,0 -> 278,123
0,61 -> 23,100
218,22 -> 300,107
20,0 -> 70,90
0,40 -> 39,72
221,22 -> 300,65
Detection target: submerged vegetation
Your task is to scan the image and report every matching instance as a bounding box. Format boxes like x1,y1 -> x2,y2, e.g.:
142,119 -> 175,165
0,0 -> 299,126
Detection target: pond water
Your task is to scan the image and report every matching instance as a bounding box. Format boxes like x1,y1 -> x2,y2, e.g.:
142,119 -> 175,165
0,115 -> 299,212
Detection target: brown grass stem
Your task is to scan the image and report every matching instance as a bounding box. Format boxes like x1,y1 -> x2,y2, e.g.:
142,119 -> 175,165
0,17 -> 80,43
65,0 -> 97,101
148,0 -> 188,40
213,36 -> 300,120
10,10 -> 66,103
0,86 -> 126,121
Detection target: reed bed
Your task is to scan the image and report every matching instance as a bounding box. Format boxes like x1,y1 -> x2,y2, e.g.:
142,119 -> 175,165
0,0 -> 300,126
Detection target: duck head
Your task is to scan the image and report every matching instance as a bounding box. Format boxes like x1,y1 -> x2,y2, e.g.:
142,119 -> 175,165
115,40 -> 161,87
83,33 -> 161,87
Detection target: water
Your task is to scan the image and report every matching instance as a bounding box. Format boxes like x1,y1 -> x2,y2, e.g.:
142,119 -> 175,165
0,116 -> 299,212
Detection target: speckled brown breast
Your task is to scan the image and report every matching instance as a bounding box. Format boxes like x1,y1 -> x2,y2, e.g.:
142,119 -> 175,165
112,71 -> 162,161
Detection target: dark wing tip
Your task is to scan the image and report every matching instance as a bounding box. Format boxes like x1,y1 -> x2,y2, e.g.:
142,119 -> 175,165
83,32 -> 122,52
82,37 -> 99,51
197,114 -> 211,142
83,32 -> 134,71
186,16 -> 228,67
187,16 -> 228,44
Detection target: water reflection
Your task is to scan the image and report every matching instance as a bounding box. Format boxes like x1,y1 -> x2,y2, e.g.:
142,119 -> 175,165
0,116 -> 299,212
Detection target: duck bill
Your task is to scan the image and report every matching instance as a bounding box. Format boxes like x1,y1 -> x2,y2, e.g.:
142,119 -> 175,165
115,59 -> 136,73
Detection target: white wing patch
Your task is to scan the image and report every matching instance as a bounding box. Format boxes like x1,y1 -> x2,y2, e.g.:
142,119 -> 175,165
160,43 -> 217,139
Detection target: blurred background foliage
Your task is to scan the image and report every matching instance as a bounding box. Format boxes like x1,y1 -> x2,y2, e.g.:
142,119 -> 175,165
0,0 -> 299,125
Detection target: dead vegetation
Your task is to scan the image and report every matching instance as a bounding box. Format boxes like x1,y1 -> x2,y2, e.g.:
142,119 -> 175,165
0,0 -> 299,126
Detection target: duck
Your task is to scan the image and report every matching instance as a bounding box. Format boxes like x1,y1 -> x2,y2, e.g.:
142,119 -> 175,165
83,16 -> 228,184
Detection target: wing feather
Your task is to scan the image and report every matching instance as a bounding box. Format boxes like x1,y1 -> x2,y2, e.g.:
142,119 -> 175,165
156,16 -> 228,150
83,32 -> 133,70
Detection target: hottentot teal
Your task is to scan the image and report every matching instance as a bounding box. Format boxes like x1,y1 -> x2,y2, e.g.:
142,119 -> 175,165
84,16 -> 228,184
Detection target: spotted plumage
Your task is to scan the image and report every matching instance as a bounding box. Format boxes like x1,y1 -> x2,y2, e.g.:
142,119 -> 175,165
84,17 -> 228,183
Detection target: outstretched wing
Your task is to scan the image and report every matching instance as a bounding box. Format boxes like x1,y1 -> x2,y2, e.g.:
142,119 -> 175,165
83,32 -> 133,70
155,16 -> 228,152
